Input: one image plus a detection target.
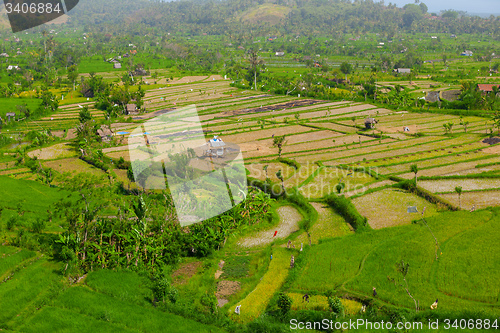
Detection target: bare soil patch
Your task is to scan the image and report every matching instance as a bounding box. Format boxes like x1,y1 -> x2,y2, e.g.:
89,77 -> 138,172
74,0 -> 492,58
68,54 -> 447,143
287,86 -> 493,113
216,99 -> 323,117
172,261 -> 202,285
482,137 -> 500,145
216,280 -> 241,307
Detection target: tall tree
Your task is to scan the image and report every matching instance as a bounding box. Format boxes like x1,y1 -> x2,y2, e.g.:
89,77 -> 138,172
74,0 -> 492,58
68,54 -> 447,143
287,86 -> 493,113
340,62 -> 352,82
68,65 -> 79,91
272,135 -> 287,158
246,48 -> 264,91
410,164 -> 418,186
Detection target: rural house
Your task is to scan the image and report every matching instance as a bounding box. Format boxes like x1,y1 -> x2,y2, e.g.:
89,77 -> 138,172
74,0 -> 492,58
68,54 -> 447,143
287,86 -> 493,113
275,51 -> 285,56
114,62 -> 121,69
97,125 -> 113,143
395,68 -> 411,74
477,84 -> 500,95
365,117 -> 378,129
460,50 -> 473,56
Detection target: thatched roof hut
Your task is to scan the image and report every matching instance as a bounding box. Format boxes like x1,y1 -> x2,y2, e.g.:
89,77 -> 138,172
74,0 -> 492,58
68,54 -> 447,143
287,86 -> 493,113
126,104 -> 137,114
97,125 -> 113,142
365,117 -> 378,129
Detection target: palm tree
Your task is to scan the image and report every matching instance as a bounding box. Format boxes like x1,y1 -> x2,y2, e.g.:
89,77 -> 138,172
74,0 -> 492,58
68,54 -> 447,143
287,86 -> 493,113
443,122 -> 453,134
246,49 -> 264,91
459,117 -> 469,133
41,29 -> 48,56
263,165 -> 268,180
276,169 -> 284,193
493,113 -> 500,135
410,164 -> 418,186
273,135 -> 287,158
455,186 -> 462,208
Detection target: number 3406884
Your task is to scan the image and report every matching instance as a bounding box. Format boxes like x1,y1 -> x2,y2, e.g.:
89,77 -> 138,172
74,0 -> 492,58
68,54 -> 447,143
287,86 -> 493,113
5,2 -> 62,14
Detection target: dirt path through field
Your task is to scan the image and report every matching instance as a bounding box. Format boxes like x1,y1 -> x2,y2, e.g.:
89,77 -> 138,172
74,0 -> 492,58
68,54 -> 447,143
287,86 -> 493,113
238,206 -> 302,247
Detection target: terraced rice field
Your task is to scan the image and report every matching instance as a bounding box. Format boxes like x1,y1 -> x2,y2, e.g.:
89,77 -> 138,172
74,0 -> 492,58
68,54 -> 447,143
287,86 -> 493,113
294,202 -> 352,245
246,162 -> 296,182
439,190 -> 500,210
16,76 -> 500,221
299,167 -> 376,198
352,188 -> 439,229
419,179 -> 500,193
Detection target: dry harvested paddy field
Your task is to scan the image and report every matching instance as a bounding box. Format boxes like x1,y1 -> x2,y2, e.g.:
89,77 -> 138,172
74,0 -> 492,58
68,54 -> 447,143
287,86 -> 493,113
439,190 -> 500,210
352,188 -> 439,229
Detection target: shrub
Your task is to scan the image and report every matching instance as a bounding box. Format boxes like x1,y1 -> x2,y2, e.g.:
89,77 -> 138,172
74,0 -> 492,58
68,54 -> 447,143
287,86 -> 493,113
6,216 -> 17,230
30,218 -> 46,233
277,293 -> 292,316
80,155 -> 110,172
328,296 -> 345,317
200,291 -> 218,314
114,156 -> 131,169
277,157 -> 300,170
324,193 -> 369,231
285,187 -> 318,232
247,177 -> 284,198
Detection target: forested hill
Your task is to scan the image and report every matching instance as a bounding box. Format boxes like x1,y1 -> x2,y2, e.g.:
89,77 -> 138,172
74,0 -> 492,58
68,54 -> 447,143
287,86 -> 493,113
65,0 -> 499,38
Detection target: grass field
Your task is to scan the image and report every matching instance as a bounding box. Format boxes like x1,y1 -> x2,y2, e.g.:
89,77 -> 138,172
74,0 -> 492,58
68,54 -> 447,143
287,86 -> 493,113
229,247 -> 297,323
0,98 -> 42,119
291,209 -> 499,315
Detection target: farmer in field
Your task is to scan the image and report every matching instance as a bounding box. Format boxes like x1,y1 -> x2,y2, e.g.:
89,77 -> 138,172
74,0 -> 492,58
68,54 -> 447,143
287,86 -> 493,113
430,299 -> 438,310
290,255 -> 295,268
302,293 -> 309,303
372,287 -> 377,297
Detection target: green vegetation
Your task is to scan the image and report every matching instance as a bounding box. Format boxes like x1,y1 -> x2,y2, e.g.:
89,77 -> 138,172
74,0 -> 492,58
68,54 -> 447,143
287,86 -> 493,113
0,0 -> 499,331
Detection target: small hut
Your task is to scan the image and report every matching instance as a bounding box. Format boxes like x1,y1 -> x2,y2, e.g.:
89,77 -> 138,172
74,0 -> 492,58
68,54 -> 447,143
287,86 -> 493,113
6,112 -> 16,121
113,62 -> 121,69
205,136 -> 226,158
126,104 -> 137,115
97,125 -> 113,143
365,117 -> 378,129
